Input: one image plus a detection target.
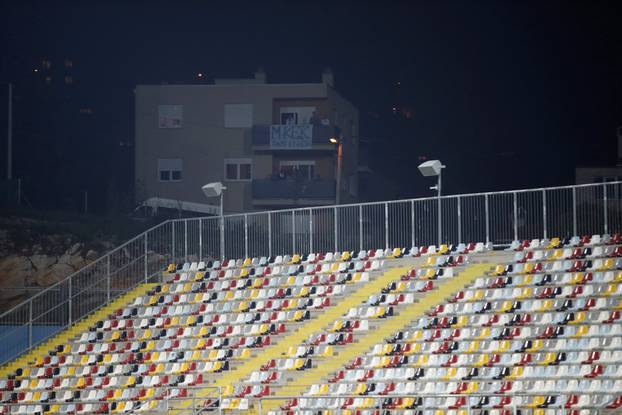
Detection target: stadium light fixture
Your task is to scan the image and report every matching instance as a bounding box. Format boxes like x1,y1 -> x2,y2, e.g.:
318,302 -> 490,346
417,160 -> 446,246
201,182 -> 227,259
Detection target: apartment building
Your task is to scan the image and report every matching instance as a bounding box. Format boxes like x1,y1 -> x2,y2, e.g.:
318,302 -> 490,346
134,69 -> 359,213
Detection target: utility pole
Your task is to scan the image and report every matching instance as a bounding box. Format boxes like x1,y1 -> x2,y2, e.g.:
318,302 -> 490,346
7,83 -> 12,181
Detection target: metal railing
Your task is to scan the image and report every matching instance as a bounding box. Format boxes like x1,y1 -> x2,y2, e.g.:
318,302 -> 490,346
0,385 -> 221,415
258,392 -> 620,415
0,181 -> 620,364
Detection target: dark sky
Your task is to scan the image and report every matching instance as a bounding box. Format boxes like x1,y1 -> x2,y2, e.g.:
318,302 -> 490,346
1,0 -> 621,209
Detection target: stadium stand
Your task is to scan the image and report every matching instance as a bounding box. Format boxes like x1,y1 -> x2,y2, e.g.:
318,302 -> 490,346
0,181 -> 620,414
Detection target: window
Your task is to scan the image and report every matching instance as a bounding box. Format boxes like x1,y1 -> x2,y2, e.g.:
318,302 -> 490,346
158,105 -> 183,128
279,160 -> 316,180
158,158 -> 183,182
224,158 -> 252,181
279,106 -> 317,125
224,104 -> 253,128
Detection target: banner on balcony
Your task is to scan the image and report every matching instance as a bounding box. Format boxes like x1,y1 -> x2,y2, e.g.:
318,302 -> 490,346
270,124 -> 313,149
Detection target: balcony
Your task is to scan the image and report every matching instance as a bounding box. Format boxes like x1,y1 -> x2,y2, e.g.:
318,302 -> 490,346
252,179 -> 336,206
252,124 -> 336,150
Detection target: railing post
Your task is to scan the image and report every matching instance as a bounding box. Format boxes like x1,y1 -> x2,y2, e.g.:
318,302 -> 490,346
485,194 -> 490,245
359,204 -> 363,251
542,189 -> 547,239
144,233 -> 148,283
198,219 -> 203,262
385,202 -> 389,250
411,200 -> 415,248
334,207 -> 338,252
457,196 -> 462,244
67,276 -> 72,326
292,211 -> 296,254
513,192 -> 518,241
184,219 -> 188,260
309,209 -> 313,254
106,255 -> 111,302
603,183 -> 608,234
244,214 -> 249,258
172,222 -> 176,264
220,216 -> 225,260
28,299 -> 32,350
572,187 -> 577,236
267,213 -> 272,257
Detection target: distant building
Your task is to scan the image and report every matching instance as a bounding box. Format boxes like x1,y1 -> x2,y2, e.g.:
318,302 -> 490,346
134,69 -> 359,213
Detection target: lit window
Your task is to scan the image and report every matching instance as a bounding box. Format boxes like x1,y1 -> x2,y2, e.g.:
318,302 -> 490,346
224,158 -> 252,181
158,158 -> 183,182
64,76 -> 73,84
64,60 -> 73,68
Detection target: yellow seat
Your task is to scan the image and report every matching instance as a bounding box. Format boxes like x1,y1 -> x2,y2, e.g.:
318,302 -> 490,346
239,348 -> 250,359
299,286 -> 310,297
493,265 -> 505,276
239,268 -> 249,278
238,301 -> 249,312
65,367 -> 75,377
539,352 -> 556,365
466,382 -> 478,394
330,320 -> 343,332
425,257 -> 437,267
47,404 -> 60,413
193,271 -> 204,282
124,376 -> 136,387
603,283 -> 619,296
519,287 -> 532,299
508,366 -> 524,379
522,263 -> 535,274
330,262 -> 339,272
547,238 -> 560,249
438,244 -> 449,255
614,271 -> 622,282
466,341 -> 479,353
443,367 -> 457,381
291,254 -> 301,264
413,354 -> 428,366
474,354 -> 489,367
527,396 -> 546,408
253,278 -> 263,288
341,251 -> 351,261
599,259 -> 615,271
495,340 -> 510,353
456,316 -> 469,328
573,325 -> 588,338
223,291 -> 234,300
569,311 -> 586,325
527,339 -> 543,352
354,383 -> 367,395
243,257 -> 252,267
166,263 -> 176,272
476,327 -> 490,340
391,247 -> 401,258
75,377 -> 85,388
103,354 -> 112,364
186,315 -> 196,326
518,274 -> 533,286
538,300 -> 553,312
222,385 -> 234,397
472,290 -> 484,301
407,330 -> 422,342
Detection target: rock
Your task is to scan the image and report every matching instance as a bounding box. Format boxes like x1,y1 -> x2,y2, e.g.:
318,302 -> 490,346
67,243 -> 82,256
85,249 -> 99,261
34,263 -> 74,286
0,255 -> 33,295
29,254 -> 56,271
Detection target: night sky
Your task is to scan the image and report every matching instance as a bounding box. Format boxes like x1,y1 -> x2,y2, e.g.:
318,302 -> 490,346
1,0 -> 621,211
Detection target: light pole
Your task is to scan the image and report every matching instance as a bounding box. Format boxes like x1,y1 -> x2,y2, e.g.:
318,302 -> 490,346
329,136 -> 343,204
418,160 -> 446,246
7,83 -> 12,181
202,182 -> 227,259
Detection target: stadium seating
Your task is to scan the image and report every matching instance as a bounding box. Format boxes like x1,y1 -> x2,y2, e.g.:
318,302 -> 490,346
273,234 -> 622,414
1,234 -> 620,414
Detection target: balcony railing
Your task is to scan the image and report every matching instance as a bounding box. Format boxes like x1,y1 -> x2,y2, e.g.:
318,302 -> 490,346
252,124 -> 335,148
252,179 -> 336,201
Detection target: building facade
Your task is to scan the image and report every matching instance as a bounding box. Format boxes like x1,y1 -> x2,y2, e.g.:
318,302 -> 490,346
135,70 -> 359,213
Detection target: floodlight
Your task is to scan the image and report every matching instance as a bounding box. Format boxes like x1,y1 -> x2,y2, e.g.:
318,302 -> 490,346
417,160 -> 443,177
202,182 -> 226,198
